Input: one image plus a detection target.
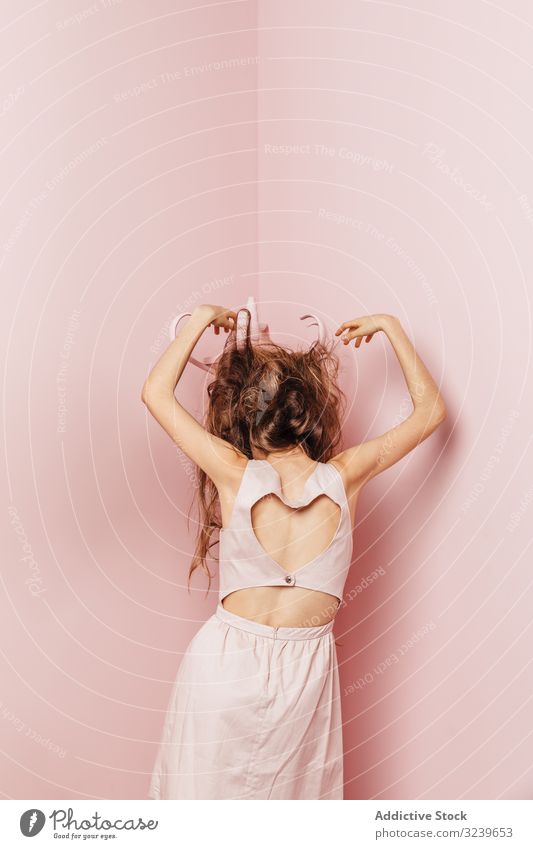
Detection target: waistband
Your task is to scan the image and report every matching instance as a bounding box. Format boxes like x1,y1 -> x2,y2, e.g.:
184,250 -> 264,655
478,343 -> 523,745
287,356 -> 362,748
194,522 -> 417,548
215,602 -> 335,641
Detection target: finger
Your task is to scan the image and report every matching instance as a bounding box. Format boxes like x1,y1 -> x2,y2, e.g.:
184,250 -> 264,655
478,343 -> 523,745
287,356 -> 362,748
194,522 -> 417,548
335,322 -> 353,334
355,336 -> 363,348
344,325 -> 362,340
365,333 -> 374,343
335,319 -> 364,334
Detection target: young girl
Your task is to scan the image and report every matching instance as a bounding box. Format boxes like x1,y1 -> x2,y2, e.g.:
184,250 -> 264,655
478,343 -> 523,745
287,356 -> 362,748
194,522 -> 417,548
142,304 -> 446,800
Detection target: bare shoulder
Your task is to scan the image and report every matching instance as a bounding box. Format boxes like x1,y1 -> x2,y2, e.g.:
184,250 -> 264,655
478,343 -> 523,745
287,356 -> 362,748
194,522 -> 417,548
328,449 -> 367,503
213,451 -> 250,527
329,447 -> 368,492
211,447 -> 249,497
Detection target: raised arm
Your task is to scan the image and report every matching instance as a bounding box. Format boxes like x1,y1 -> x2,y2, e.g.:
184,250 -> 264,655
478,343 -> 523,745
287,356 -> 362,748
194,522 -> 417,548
333,314 -> 446,488
141,304 -> 245,487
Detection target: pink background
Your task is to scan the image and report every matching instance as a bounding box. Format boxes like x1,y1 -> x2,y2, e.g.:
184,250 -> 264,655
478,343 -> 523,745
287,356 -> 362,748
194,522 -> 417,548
2,0 -> 532,799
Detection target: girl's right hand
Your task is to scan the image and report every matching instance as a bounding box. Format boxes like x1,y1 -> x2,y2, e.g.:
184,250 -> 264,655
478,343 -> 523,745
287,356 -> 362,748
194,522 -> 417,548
194,304 -> 237,334
334,314 -> 393,347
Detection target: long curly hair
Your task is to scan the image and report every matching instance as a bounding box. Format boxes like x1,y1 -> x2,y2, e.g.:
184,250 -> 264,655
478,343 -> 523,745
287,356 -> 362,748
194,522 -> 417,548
187,307 -> 347,595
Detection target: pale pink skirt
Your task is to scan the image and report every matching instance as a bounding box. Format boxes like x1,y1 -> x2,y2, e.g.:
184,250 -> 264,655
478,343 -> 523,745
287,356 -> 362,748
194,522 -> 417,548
148,602 -> 344,800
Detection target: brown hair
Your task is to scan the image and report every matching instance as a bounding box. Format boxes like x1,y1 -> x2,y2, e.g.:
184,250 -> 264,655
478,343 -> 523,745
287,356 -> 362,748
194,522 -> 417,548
187,307 -> 346,595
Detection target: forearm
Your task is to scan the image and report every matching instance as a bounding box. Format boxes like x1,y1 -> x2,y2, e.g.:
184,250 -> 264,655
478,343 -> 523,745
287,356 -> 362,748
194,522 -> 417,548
381,315 -> 446,417
142,307 -> 210,396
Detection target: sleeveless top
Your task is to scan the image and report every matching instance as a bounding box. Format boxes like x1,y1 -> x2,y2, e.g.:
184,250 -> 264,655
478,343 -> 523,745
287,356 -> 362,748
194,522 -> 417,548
218,459 -> 353,604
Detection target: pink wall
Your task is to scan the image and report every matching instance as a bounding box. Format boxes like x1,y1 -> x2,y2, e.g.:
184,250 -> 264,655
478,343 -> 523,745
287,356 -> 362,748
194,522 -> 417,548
2,0 -> 532,800
1,0 -> 258,800
256,1 -> 533,800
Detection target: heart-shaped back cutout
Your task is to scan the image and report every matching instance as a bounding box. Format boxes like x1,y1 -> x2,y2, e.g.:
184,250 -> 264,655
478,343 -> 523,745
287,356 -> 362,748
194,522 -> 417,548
250,493 -> 342,572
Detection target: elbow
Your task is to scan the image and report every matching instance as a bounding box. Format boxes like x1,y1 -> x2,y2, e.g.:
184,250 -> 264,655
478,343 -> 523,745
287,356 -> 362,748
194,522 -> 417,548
432,399 -> 447,425
415,397 -> 446,429
141,381 -> 156,406
141,380 -> 171,407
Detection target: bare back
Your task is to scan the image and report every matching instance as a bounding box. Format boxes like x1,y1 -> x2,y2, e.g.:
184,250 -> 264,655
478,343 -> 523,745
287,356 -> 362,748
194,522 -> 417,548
216,454 -> 360,627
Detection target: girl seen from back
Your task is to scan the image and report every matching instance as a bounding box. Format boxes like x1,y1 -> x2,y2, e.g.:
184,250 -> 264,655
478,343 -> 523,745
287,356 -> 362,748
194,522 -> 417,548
141,304 -> 446,800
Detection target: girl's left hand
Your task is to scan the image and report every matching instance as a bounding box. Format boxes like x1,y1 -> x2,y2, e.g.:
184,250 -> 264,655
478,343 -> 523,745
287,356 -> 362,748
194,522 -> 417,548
334,314 -> 390,347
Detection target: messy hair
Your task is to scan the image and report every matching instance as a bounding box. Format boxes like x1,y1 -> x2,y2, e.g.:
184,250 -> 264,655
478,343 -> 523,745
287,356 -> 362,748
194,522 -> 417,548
187,307 -> 346,595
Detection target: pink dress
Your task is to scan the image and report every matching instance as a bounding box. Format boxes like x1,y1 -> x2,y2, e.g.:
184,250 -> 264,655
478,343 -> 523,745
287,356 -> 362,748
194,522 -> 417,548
148,459 -> 353,800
